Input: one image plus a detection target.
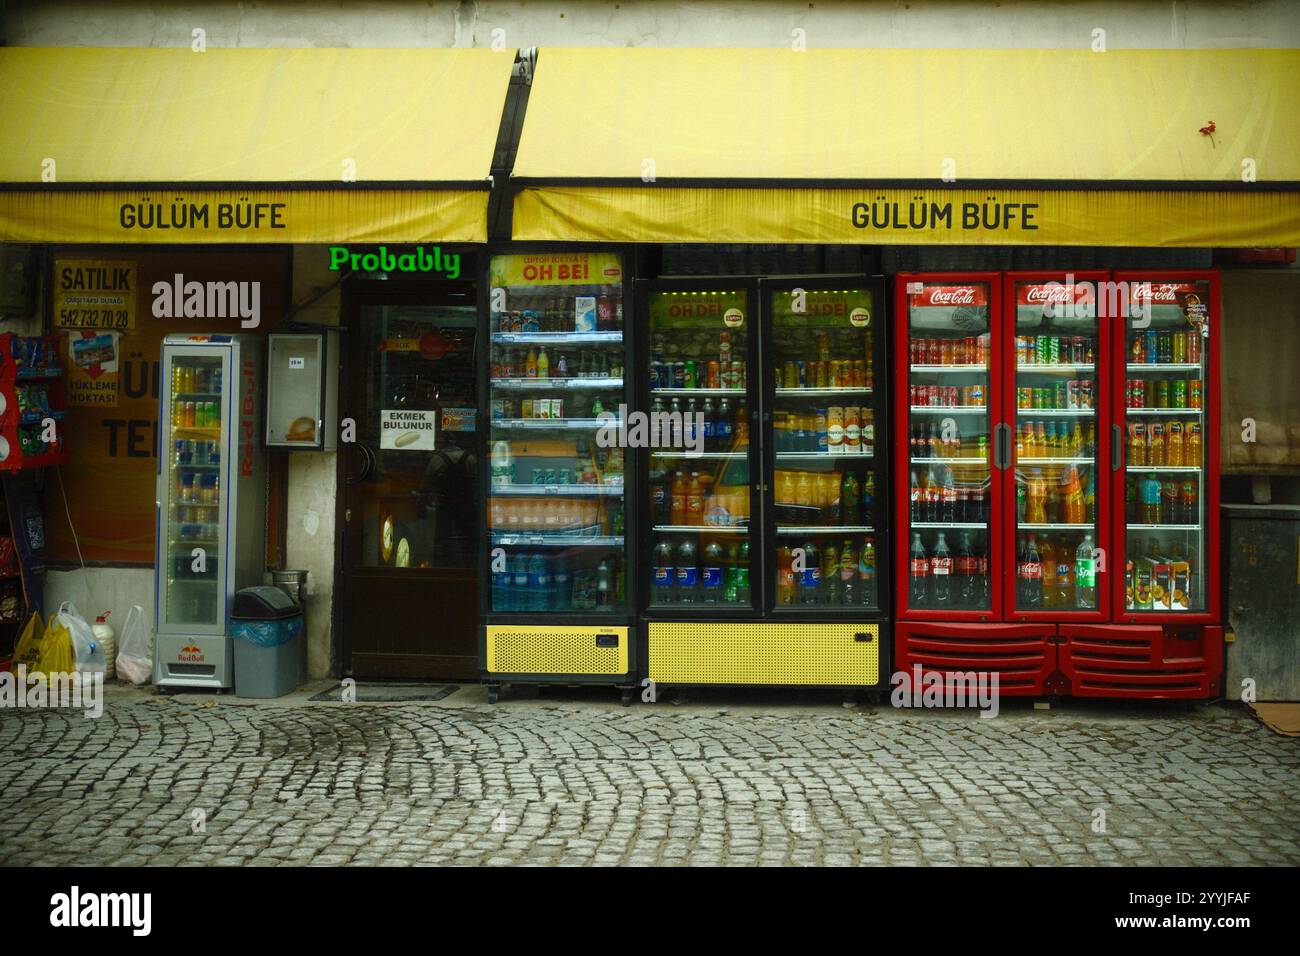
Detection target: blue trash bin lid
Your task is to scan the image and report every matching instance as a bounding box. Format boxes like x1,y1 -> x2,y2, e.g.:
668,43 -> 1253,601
232,585 -> 301,620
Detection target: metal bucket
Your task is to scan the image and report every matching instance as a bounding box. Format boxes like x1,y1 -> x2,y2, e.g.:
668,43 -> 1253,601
271,569 -> 309,606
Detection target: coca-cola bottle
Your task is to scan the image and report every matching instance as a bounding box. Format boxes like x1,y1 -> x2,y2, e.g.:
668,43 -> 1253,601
957,532 -> 978,607
909,533 -> 929,606
931,532 -> 953,605
940,467 -> 957,524
910,470 -> 922,523
1024,534 -> 1043,608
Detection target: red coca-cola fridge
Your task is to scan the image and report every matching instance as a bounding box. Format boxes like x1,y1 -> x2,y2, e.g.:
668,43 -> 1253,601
893,270 -> 1222,699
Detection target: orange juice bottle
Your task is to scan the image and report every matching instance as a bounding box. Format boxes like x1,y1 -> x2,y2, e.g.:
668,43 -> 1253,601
795,472 -> 813,506
686,472 -> 704,524
778,470 -> 795,505
1166,421 -> 1183,467
670,471 -> 687,524
1148,423 -> 1165,467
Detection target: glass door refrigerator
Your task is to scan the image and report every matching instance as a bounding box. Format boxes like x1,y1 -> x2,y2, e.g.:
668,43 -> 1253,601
1056,270 -> 1222,699
639,276 -> 887,691
893,273 -> 1055,694
155,334 -> 265,690
480,251 -> 637,704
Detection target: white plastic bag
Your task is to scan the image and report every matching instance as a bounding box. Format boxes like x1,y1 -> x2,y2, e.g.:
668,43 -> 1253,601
115,604 -> 153,685
60,602 -> 105,675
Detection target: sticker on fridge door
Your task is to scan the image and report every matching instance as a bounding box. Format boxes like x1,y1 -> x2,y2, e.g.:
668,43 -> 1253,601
440,407 -> 477,433
380,410 -> 436,450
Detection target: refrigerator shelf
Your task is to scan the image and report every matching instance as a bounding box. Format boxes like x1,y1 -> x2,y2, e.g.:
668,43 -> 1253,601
653,524 -> 748,534
1127,523 -> 1201,531
1018,457 -> 1093,465
491,534 -> 624,546
775,387 -> 873,397
1015,408 -> 1095,416
1128,363 -> 1201,372
173,427 -> 222,441
910,364 -> 987,373
491,483 -> 624,496
1019,523 -> 1094,530
1016,363 -> 1096,373
776,525 -> 875,535
911,521 -> 986,529
490,418 -> 616,430
777,451 -> 873,460
173,463 -> 221,472
653,387 -> 744,397
174,391 -> 222,400
491,377 -> 623,390
651,451 -> 746,460
909,456 -> 986,465
491,332 -> 623,345
1127,466 -> 1202,473
1126,407 -> 1202,415
910,406 -> 987,414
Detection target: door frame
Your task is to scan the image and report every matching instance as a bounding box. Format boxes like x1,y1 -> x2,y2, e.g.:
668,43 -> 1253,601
334,275 -> 481,678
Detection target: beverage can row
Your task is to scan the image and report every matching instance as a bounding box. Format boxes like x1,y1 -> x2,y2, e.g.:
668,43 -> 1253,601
1129,329 -> 1202,365
1017,335 -> 1094,366
650,358 -> 747,390
910,336 -> 989,366
909,384 -> 984,407
1126,378 -> 1202,409
1016,380 -> 1093,410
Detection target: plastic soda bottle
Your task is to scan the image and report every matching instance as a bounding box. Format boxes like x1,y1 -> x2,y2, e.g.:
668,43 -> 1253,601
909,533 -> 929,606
1076,534 -> 1097,608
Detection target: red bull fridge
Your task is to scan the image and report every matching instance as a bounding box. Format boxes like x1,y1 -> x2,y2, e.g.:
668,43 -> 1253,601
154,334 -> 266,690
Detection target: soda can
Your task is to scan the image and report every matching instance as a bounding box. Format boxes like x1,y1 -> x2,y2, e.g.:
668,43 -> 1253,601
1036,335 -> 1049,365
673,362 -> 686,389
532,468 -> 546,485
1055,382 -> 1067,409
1189,380 -> 1203,408
1155,380 -> 1169,409
796,360 -> 807,388
1049,336 -> 1060,365
649,361 -> 663,390
1186,330 -> 1202,364
1172,331 -> 1186,364
1172,380 -> 1187,409
815,361 -> 828,389
1081,380 -> 1094,408
557,469 -> 572,486
1145,330 -> 1159,363
1017,387 -> 1030,409
683,359 -> 697,389
544,468 -> 558,485
707,360 -> 721,389
1066,380 -> 1079,409
969,384 -> 984,407
551,398 -> 564,418
1032,387 -> 1045,409
1158,331 -> 1173,364
733,360 -> 746,389
853,360 -> 867,388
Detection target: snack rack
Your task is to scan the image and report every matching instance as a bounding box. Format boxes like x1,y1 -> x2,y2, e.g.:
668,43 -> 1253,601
0,333 -> 69,471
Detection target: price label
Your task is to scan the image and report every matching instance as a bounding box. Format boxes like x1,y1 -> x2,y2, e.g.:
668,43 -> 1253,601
288,356 -> 306,370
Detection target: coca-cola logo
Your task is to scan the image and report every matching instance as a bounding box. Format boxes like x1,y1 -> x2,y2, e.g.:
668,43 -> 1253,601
1023,284 -> 1077,304
918,286 -> 979,306
1132,282 -> 1184,303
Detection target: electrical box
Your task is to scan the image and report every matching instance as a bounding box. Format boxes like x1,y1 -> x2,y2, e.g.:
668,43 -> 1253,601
265,331 -> 338,451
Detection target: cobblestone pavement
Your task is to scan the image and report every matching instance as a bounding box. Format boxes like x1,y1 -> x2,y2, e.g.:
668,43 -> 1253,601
1,684 -> 1298,866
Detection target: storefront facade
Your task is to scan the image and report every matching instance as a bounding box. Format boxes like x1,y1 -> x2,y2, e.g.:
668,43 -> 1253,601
2,3 -> 1298,697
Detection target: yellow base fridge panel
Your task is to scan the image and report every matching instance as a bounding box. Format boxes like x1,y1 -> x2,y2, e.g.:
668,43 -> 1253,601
648,621 -> 880,686
485,625 -> 630,677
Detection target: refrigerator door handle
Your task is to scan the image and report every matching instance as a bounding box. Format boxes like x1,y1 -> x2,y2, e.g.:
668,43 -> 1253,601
1112,423 -> 1123,471
993,423 -> 1009,470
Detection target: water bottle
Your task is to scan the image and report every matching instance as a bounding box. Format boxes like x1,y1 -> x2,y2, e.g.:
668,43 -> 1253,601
552,556 -> 571,610
512,553 -> 531,612
492,558 -> 511,611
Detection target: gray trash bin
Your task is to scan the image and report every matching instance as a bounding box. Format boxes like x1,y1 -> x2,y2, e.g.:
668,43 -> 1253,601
231,585 -> 304,698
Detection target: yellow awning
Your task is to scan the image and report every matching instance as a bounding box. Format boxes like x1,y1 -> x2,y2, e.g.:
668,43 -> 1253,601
512,48 -> 1300,245
0,47 -> 516,243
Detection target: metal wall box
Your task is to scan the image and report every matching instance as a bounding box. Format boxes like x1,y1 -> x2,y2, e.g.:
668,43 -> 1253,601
265,331 -> 338,450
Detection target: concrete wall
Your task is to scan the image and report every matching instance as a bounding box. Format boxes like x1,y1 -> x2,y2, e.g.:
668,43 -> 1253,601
285,246 -> 341,679
8,0 -> 1300,49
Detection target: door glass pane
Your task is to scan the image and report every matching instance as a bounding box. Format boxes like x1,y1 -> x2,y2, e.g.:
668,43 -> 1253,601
1123,280 -> 1209,613
1012,280 -> 1101,612
164,353 -> 224,628
645,288 -> 753,609
487,254 -> 627,613
905,281 -> 992,611
770,287 -> 879,609
357,305 -> 479,571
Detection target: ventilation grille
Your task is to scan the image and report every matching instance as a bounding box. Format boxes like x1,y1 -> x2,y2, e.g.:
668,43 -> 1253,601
1065,629 -> 1214,698
649,622 -> 879,685
486,625 -> 628,676
899,627 -> 1050,693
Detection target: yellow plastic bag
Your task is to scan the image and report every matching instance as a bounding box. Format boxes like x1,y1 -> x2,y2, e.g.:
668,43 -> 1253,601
37,610 -> 75,674
10,611 -> 45,671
